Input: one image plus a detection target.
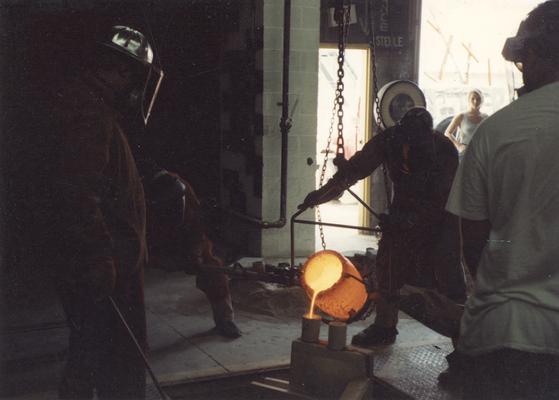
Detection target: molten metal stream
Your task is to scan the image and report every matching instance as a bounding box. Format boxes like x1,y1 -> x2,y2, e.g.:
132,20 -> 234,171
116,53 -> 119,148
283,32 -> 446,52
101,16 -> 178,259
306,291 -> 319,318
304,254 -> 343,318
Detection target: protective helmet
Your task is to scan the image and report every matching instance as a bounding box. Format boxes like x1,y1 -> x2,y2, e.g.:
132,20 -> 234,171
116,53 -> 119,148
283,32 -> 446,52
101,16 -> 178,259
502,1 -> 559,65
398,106 -> 433,132
98,26 -> 164,125
146,170 -> 187,227
387,106 -> 433,150
102,25 -> 154,65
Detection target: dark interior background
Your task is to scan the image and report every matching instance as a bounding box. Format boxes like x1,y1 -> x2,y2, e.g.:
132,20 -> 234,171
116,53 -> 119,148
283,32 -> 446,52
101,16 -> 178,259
0,0 -> 250,329
0,0 -> 421,328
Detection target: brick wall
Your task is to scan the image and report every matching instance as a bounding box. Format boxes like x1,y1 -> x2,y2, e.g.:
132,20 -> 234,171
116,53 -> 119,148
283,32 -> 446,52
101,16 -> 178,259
260,0 -> 319,257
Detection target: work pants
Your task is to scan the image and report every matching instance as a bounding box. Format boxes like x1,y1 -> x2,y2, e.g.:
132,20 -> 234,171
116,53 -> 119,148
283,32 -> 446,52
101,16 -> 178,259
447,349 -> 559,400
149,251 -> 234,324
58,272 -> 146,399
196,270 -> 234,323
372,216 -> 466,328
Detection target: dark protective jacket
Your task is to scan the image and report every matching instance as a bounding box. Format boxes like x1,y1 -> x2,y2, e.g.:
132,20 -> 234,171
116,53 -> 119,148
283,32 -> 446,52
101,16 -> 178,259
48,76 -> 148,295
336,128 -> 461,295
43,75 -> 148,397
336,128 -> 458,224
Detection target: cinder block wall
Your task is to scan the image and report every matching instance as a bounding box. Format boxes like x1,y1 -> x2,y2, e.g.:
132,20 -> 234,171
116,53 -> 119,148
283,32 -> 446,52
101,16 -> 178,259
260,0 -> 319,258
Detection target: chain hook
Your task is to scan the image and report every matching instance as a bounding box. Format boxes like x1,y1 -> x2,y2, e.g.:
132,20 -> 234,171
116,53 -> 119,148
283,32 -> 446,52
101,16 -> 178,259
317,0 -> 351,250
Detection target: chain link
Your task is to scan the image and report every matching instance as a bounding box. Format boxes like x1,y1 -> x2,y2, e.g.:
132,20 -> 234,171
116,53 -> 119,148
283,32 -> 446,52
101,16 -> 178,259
316,0 -> 351,250
367,0 -> 391,210
335,2 -> 351,161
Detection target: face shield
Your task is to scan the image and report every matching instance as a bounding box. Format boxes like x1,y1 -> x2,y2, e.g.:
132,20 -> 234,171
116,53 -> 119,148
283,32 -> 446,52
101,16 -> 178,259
502,20 -> 530,72
101,26 -> 164,125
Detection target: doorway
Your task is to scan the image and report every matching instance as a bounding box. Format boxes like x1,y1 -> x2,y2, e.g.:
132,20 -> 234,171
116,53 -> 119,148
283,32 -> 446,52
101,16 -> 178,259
314,46 -> 375,254
418,0 -> 541,127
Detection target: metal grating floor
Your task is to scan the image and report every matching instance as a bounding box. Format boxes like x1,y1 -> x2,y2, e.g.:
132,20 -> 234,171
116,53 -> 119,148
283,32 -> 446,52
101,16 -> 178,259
374,342 -> 460,400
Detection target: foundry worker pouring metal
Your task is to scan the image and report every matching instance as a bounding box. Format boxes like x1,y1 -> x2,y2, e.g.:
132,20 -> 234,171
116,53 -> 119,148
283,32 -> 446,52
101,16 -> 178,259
39,25 -> 162,399
300,107 -> 466,346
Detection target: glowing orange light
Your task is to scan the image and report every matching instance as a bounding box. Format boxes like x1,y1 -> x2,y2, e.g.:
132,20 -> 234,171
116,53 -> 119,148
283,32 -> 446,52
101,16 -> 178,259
304,252 -> 343,317
301,250 -> 368,321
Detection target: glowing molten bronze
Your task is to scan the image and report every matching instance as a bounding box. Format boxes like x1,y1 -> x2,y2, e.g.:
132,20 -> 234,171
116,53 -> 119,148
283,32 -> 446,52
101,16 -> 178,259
301,250 -> 368,321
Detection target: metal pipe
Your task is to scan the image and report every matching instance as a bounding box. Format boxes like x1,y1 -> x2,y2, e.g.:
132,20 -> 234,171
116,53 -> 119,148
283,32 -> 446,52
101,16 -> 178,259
290,206 -> 381,269
228,0 -> 291,229
347,188 -> 381,220
290,207 -> 305,270
289,164 -> 381,268
292,218 -> 380,233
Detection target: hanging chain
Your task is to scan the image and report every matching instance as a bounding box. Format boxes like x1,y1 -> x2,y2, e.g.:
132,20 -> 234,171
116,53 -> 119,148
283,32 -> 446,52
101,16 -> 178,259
367,0 -> 391,211
317,99 -> 340,250
319,101 -> 339,188
368,2 -> 392,302
370,25 -> 381,127
317,0 -> 351,250
334,2 -> 351,163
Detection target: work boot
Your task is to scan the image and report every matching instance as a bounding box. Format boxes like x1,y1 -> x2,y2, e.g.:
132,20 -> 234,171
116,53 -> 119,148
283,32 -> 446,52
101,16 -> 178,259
351,324 -> 398,346
211,296 -> 242,338
215,320 -> 242,338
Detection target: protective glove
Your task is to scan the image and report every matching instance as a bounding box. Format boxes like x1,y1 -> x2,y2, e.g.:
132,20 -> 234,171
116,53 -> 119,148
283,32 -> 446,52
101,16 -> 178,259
298,178 -> 346,210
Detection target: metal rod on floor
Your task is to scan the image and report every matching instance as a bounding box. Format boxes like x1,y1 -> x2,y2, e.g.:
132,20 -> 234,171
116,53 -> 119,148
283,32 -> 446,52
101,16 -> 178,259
109,296 -> 171,400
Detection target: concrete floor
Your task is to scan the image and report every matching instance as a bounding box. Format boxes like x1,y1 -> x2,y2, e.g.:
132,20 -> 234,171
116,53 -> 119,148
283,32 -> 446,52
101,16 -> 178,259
2,257 -> 458,400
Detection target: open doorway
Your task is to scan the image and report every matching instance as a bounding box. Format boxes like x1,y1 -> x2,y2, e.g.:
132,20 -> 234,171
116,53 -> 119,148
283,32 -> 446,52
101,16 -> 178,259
314,46 -> 375,254
419,0 -> 542,129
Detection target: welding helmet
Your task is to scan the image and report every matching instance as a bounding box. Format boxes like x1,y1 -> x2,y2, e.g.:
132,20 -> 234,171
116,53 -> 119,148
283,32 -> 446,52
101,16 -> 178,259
392,106 -> 433,146
502,1 -> 559,71
98,25 -> 164,125
389,107 -> 436,173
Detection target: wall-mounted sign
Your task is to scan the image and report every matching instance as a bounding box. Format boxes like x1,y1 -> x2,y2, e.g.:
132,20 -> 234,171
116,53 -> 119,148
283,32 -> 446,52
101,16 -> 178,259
320,0 -> 411,50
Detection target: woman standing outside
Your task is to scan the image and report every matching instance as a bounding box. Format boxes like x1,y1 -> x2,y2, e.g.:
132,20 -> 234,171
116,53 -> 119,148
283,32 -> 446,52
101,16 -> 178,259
444,90 -> 488,158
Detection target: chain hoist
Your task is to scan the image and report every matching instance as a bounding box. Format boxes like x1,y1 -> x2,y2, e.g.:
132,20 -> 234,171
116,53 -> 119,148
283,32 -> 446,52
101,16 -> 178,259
333,1 -> 351,167
366,0 -> 391,211
317,0 -> 351,250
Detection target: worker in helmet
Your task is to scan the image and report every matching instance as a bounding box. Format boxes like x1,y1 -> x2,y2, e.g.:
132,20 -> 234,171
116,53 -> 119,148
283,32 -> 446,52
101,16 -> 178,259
134,152 -> 242,339
38,25 -> 163,399
301,106 -> 466,347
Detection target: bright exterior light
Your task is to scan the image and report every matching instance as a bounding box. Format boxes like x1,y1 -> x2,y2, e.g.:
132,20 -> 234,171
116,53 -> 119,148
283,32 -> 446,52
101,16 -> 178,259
419,0 -> 541,124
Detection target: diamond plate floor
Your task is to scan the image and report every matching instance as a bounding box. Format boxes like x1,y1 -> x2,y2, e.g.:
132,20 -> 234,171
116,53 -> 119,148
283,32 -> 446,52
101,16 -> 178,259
373,342 -> 458,400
